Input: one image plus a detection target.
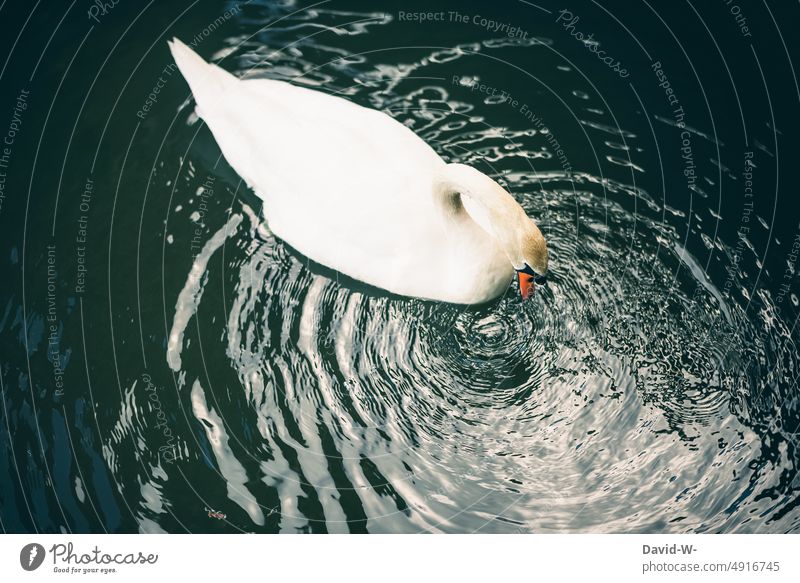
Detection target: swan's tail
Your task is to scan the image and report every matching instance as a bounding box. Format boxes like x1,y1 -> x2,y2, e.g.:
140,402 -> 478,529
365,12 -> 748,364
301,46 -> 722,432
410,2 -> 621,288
168,38 -> 236,115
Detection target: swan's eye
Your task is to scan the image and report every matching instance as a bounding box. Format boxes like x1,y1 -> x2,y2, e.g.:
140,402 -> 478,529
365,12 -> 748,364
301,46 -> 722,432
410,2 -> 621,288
520,263 -> 546,285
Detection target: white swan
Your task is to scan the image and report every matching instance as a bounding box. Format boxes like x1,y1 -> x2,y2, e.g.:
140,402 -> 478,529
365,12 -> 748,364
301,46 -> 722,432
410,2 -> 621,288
168,38 -> 548,304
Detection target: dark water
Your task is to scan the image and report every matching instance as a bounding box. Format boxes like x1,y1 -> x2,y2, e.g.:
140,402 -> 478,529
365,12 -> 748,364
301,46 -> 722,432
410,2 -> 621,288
1,0 -> 799,533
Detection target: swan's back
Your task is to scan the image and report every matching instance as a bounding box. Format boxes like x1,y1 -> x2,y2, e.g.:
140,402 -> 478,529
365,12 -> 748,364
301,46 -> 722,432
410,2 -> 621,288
169,40 -> 449,275
168,38 -> 442,201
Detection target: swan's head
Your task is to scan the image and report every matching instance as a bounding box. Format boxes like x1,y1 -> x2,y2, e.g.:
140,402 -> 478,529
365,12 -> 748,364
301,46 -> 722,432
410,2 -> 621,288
513,219 -> 549,300
435,163 -> 549,300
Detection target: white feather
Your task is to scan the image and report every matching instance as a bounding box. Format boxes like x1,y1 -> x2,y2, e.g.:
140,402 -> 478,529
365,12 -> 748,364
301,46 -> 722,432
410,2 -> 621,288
168,38 -> 544,303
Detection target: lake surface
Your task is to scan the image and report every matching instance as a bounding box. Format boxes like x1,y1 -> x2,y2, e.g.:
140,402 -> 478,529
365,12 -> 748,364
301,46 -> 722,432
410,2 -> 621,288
1,0 -> 799,533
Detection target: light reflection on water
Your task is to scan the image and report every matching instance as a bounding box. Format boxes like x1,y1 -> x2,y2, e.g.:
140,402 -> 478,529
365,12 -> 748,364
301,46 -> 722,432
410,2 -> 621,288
1,1 -> 798,534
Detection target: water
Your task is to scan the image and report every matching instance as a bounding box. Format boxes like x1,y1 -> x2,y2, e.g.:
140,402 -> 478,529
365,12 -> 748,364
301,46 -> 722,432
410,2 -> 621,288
1,0 -> 799,533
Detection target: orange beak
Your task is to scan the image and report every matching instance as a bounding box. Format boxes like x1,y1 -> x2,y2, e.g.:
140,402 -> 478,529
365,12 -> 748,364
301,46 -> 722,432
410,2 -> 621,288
518,271 -> 535,300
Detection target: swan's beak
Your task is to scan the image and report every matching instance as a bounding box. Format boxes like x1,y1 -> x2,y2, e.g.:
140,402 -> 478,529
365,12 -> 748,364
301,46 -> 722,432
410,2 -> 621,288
518,271 -> 535,300
517,268 -> 547,300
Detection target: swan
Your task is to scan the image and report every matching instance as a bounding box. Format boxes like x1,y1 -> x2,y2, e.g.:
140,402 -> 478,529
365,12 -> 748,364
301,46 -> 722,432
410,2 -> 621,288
168,38 -> 548,304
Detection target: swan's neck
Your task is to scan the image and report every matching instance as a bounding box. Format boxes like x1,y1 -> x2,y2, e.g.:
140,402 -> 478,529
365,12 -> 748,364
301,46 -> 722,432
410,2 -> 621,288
433,163 -> 536,269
